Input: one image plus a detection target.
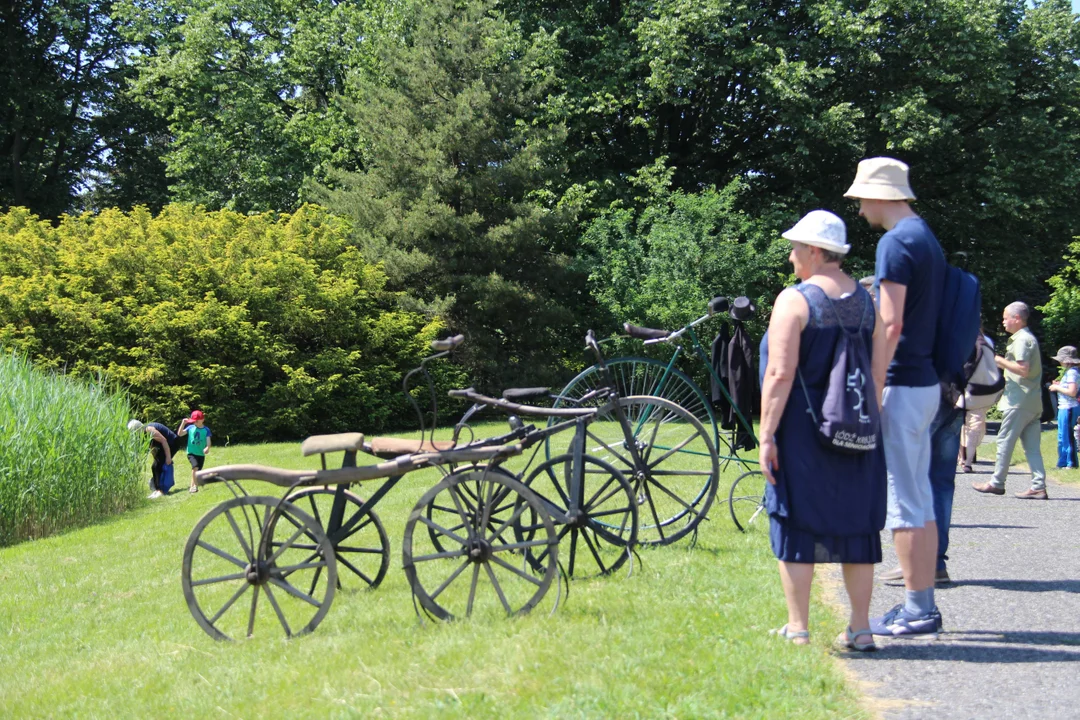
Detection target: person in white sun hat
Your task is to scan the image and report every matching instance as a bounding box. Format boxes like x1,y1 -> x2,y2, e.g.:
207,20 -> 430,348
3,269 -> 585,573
845,157 -> 949,638
758,209 -> 887,652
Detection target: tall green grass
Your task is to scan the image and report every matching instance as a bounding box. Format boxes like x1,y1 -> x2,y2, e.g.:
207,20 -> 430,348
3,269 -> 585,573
0,352 -> 146,546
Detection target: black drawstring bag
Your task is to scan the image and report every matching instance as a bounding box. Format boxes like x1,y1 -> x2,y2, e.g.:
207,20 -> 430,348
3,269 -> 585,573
798,287 -> 879,454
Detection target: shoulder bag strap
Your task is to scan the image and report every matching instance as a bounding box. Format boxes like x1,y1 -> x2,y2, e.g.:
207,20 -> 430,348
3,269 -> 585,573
797,368 -> 820,425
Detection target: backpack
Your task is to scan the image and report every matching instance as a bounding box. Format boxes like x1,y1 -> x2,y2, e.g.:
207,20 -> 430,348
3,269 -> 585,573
798,286 -> 880,454
959,338 -> 1004,410
159,463 -> 175,494
934,264 -> 981,389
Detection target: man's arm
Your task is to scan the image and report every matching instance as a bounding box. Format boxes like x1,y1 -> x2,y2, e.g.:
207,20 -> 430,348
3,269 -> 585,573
871,304 -> 888,408
995,355 -> 1030,376
995,336 -> 1037,378
147,427 -> 172,464
877,279 -> 907,370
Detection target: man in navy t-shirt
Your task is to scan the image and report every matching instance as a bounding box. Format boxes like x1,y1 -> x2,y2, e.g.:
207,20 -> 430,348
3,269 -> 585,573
845,157 -> 946,637
127,419 -> 181,498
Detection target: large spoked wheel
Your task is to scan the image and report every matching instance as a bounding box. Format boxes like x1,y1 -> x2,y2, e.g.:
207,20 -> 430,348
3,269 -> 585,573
285,487 -> 390,591
182,496 -> 337,641
403,468 -> 558,621
554,357 -> 719,451
425,465 -> 518,555
550,396 -> 719,546
729,471 -> 767,533
520,453 -> 638,579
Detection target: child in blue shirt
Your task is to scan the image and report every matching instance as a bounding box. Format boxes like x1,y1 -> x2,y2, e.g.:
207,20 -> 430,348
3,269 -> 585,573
1048,347 -> 1080,468
178,409 -> 213,493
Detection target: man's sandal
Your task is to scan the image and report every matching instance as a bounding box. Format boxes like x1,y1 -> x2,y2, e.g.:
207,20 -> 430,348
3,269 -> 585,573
841,626 -> 877,652
770,624 -> 810,644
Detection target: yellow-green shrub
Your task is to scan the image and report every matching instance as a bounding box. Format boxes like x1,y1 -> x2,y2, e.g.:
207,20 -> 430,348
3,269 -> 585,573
0,204 -> 460,441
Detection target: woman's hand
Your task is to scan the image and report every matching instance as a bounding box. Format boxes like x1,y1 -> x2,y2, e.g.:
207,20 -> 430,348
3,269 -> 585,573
759,437 -> 779,485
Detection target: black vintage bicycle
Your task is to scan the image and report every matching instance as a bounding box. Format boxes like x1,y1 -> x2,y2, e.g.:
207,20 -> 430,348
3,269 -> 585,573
181,336 -> 561,638
451,331 -> 720,550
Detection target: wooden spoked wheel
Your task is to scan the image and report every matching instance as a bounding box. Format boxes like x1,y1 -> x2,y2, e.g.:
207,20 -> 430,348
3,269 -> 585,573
424,465 -> 518,555
519,453 -> 638,579
403,468 -> 557,621
182,496 -> 337,641
285,487 -> 390,591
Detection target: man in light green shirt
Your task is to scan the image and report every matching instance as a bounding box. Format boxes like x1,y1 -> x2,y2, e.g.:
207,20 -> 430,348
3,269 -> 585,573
973,301 -> 1048,498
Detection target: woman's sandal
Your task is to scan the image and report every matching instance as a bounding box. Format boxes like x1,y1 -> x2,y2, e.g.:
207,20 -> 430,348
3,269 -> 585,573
770,624 -> 810,645
841,626 -> 877,652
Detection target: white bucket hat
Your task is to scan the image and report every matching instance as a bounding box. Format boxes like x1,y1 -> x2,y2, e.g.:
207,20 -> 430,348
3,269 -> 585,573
844,157 -> 916,201
782,210 -> 851,255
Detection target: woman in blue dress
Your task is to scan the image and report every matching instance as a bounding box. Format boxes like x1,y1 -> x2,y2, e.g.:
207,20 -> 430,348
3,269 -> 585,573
758,210 -> 888,651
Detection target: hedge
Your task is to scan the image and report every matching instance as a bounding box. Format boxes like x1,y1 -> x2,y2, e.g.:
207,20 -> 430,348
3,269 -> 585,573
0,204 -> 461,442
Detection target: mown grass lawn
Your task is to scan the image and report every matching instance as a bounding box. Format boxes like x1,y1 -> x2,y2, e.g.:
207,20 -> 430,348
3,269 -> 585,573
1033,421 -> 1080,486
0,422 -> 866,719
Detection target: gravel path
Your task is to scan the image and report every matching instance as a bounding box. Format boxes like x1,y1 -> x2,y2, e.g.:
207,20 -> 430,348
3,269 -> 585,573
837,436 -> 1080,719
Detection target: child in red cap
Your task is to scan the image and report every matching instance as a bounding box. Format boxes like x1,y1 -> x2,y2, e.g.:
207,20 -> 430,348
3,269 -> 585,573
178,410 -> 212,493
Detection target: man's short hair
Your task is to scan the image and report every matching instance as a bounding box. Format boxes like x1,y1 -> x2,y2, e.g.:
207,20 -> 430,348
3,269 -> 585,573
1005,301 -> 1030,322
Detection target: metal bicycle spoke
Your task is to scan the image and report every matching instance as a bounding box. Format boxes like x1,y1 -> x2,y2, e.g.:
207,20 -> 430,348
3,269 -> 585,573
583,428 -> 635,468
647,429 -> 705,469
729,470 -> 768,533
646,474 -> 703,518
587,396 -> 719,546
404,468 -> 557,621
182,496 -> 337,641
555,357 -> 718,442
521,453 -> 637,580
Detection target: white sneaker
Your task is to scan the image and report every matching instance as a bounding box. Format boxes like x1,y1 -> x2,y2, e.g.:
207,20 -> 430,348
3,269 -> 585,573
148,490 -> 163,499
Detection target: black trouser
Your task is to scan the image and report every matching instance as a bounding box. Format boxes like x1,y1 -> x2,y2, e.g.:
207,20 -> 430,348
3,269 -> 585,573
150,449 -> 165,491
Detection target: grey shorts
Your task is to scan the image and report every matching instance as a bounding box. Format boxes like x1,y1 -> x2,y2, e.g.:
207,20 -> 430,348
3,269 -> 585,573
881,384 -> 940,529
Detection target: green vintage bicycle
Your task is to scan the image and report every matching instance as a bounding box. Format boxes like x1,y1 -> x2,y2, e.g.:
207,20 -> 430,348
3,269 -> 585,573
554,296 -> 766,532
